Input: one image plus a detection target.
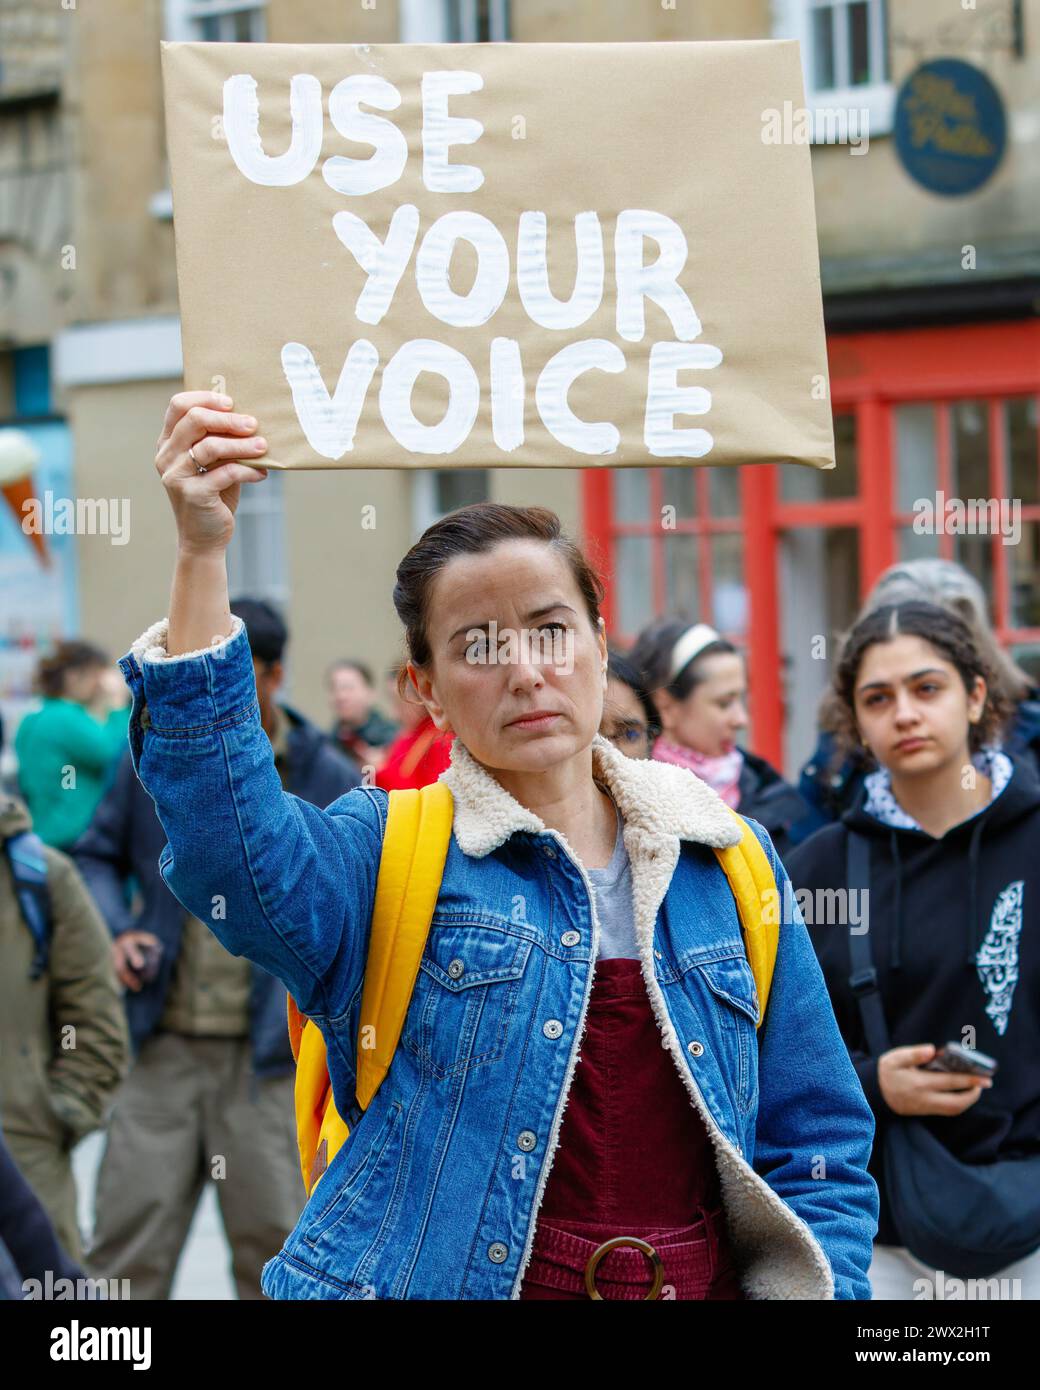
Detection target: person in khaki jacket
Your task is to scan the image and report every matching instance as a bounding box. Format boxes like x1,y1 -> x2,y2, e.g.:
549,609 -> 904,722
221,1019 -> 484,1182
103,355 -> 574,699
73,598 -> 360,1299
0,792 -> 129,1262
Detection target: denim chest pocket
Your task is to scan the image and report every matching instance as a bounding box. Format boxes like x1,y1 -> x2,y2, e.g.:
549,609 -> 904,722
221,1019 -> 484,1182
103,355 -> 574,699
694,954 -> 760,1116
402,923 -> 533,1079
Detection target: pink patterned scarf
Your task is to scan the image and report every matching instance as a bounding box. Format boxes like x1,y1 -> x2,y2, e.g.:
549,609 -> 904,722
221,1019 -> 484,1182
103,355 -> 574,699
652,735 -> 744,809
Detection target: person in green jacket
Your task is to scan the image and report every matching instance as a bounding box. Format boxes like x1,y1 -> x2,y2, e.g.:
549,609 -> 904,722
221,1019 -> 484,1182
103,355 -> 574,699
14,641 -> 129,850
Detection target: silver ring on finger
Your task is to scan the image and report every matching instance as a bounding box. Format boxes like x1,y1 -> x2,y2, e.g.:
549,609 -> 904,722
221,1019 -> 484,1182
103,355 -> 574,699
188,445 -> 207,475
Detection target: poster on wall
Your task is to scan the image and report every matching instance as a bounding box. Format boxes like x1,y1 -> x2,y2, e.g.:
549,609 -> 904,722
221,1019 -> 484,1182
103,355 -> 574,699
0,425 -> 80,760
161,40 -> 834,472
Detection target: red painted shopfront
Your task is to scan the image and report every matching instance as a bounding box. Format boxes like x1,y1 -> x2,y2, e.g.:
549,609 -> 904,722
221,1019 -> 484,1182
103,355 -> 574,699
582,320 -> 1040,776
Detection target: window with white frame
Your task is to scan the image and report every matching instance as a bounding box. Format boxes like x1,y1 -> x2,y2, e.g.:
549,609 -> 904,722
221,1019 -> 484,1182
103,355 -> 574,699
450,0 -> 510,42
399,0 -> 510,43
412,469 -> 490,537
226,467 -> 289,608
156,1 -> 266,217
164,0 -> 267,43
772,0 -> 893,137
808,0 -> 887,91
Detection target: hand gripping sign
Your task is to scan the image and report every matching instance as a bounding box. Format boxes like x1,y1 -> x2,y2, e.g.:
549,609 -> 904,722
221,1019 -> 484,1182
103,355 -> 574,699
161,41 -> 834,472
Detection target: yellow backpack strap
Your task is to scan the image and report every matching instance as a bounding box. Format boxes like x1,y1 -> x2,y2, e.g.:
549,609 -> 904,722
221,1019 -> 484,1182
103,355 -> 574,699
289,991 -> 340,1193
356,780 -> 454,1110
288,781 -> 454,1196
711,809 -> 780,1029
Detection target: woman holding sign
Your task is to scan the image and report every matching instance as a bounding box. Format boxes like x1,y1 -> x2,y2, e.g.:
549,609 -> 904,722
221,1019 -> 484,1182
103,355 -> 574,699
118,390 -> 878,1301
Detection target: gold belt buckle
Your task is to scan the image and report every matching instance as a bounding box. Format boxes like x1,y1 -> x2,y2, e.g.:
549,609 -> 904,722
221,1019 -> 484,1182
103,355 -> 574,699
584,1236 -> 665,1300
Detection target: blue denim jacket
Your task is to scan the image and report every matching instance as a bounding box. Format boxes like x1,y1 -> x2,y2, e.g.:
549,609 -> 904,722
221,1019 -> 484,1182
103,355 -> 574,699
120,616 -> 879,1300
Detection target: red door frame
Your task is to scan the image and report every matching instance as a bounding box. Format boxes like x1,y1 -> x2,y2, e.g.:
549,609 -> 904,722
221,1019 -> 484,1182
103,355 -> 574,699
583,319 -> 1040,770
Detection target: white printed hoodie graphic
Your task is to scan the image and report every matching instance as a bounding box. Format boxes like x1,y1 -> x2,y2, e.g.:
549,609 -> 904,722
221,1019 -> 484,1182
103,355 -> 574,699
975,880 -> 1024,1037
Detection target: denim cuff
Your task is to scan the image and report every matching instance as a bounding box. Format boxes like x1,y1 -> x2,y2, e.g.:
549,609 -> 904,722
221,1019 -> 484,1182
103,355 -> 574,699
118,614 -> 256,755
129,614 -> 244,666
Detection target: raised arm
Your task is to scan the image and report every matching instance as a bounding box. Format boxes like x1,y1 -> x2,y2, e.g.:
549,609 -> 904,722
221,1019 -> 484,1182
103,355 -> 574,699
118,391 -> 385,1022
148,389 -> 270,653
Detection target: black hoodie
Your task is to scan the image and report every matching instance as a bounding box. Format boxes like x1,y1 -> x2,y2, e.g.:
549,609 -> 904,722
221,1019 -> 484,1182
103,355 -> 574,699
785,754 -> 1040,1247
737,748 -> 812,861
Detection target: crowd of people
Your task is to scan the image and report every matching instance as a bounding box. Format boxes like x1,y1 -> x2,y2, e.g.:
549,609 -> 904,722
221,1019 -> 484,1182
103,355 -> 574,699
2,497 -> 1038,1298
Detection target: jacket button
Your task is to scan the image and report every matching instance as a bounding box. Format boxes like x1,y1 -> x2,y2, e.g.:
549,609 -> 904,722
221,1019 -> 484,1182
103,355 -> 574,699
654,949 -> 662,960
561,930 -> 580,947
543,845 -> 556,859
543,1019 -> 563,1039
687,1040 -> 705,1057
447,958 -> 465,980
517,1130 -> 537,1151
488,1243 -> 509,1263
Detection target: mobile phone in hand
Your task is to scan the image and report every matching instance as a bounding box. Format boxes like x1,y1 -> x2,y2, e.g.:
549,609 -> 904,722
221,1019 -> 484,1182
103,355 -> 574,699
922,1041 -> 997,1078
129,939 -> 164,986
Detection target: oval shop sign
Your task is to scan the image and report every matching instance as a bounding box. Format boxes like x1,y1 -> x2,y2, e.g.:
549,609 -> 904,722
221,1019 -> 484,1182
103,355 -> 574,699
894,58 -> 1006,196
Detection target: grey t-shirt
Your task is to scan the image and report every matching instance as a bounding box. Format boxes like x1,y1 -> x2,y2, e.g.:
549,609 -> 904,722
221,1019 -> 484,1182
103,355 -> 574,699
586,792 -> 639,959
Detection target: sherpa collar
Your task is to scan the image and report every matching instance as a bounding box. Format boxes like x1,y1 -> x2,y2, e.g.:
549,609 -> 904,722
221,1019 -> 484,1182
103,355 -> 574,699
438,730 -> 743,858
443,729 -> 835,1300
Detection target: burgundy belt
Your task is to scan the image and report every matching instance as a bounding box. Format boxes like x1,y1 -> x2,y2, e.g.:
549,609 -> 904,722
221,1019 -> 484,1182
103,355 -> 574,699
521,1204 -> 730,1300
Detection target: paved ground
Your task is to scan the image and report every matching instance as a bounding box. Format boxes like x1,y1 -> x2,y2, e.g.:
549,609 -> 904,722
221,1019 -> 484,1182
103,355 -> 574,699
72,1131 -> 235,1300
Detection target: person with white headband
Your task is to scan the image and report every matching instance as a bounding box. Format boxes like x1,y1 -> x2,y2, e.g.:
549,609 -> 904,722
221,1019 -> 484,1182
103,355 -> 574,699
629,618 -> 811,860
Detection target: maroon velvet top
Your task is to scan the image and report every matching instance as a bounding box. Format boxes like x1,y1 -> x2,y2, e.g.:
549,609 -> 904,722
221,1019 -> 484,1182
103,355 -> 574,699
518,956 -> 745,1300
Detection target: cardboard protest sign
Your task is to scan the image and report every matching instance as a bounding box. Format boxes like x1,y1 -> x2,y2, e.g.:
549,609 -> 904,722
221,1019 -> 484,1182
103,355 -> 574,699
161,41 -> 834,471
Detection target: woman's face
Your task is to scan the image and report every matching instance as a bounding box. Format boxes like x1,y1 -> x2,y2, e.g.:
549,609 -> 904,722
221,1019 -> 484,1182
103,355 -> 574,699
409,539 -> 608,774
853,633 -> 985,776
64,664 -> 104,705
329,666 -> 372,725
654,652 -> 747,757
600,676 -> 651,759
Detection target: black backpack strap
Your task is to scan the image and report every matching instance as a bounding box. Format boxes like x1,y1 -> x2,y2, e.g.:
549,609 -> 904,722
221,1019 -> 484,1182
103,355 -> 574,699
845,830 -> 892,1059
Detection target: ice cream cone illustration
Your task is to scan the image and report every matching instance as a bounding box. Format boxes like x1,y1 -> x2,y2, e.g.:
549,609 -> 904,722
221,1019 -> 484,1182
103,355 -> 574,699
0,429 -> 49,567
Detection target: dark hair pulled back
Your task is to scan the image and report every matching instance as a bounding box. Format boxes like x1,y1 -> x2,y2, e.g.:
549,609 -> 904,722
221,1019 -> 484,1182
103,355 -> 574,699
391,502 -> 605,698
